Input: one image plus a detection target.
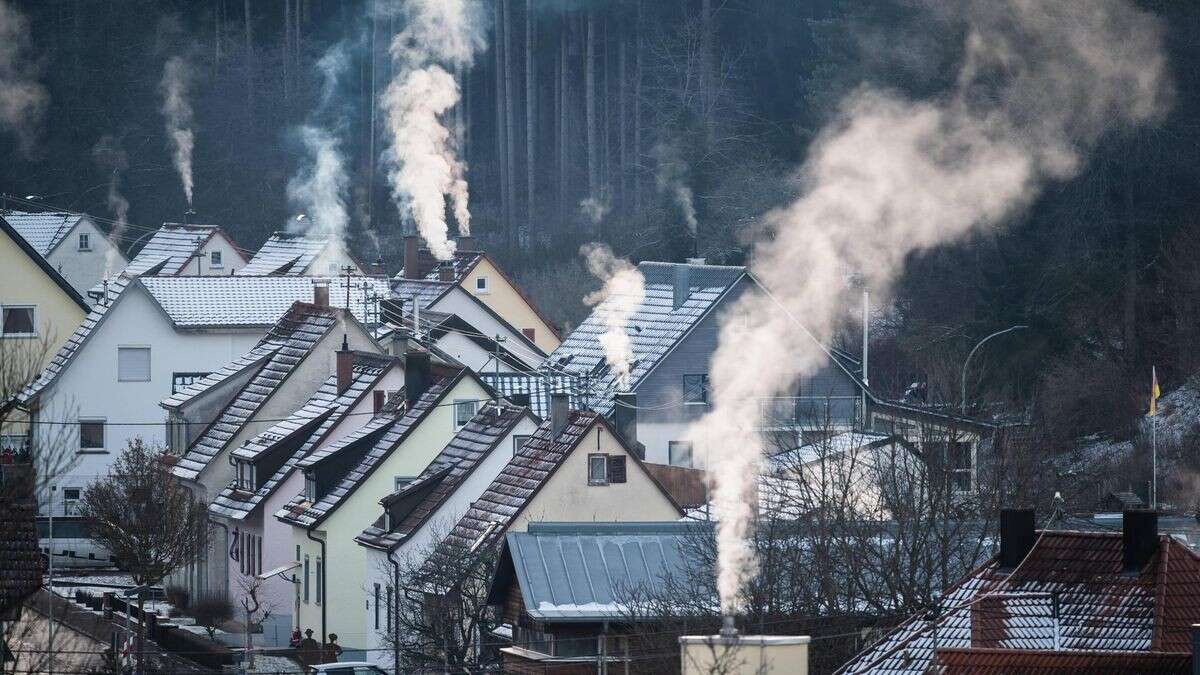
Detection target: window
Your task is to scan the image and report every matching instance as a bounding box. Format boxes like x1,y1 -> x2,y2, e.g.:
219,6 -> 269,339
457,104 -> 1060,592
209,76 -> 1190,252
303,555 -> 310,603
373,390 -> 386,414
79,419 -> 105,451
304,473 -> 317,501
374,583 -> 381,629
522,328 -> 536,342
236,461 -> 256,490
315,558 -> 323,604
607,455 -> 627,484
117,346 -> 151,382
1,306 -> 36,337
394,476 -> 415,491
513,435 -> 531,456
588,454 -> 608,485
210,250 -> 222,267
669,441 -> 694,468
947,442 -> 974,492
475,276 -> 489,293
454,399 -> 476,428
78,233 -> 91,251
63,488 -> 81,516
383,510 -> 392,532
683,374 -> 710,404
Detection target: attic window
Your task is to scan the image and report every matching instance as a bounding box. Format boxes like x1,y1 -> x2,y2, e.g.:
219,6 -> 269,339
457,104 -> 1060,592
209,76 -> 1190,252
588,454 -> 608,486
304,473 -> 317,501
210,251 -> 223,267
475,276 -> 489,294
236,461 -> 256,491
78,233 -> 91,251
471,522 -> 500,553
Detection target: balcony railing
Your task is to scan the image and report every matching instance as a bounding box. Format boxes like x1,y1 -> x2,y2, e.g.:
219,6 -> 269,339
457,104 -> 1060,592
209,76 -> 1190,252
758,396 -> 861,430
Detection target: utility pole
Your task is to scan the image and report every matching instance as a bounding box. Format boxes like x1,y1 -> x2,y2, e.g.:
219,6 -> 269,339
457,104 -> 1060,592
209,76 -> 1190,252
340,265 -> 355,309
493,334 -> 506,402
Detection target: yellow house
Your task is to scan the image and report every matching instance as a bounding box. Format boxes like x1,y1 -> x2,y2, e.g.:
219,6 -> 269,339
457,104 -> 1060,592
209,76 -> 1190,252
1,216 -> 89,450
399,235 -> 562,354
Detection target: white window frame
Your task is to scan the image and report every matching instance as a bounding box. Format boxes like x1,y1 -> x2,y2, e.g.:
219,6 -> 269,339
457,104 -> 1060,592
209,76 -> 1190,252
210,250 -> 223,268
474,276 -> 490,294
236,461 -> 256,490
304,473 -> 317,501
588,453 -> 609,486
683,374 -> 710,405
79,418 -> 106,452
394,475 -> 415,492
77,232 -> 91,251
669,441 -> 694,468
454,399 -> 476,428
1,305 -> 37,338
117,346 -> 151,382
303,555 -> 311,603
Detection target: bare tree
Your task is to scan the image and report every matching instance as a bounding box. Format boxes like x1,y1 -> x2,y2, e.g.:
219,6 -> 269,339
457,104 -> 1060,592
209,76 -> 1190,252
79,439 -> 209,674
192,592 -> 233,641
235,574 -> 275,670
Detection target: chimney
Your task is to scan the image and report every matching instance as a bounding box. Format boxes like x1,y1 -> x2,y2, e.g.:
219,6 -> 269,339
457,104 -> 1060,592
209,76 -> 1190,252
613,392 -> 641,458
1122,510 -> 1159,573
388,327 -> 411,357
313,279 -> 330,307
680,633 -> 810,675
403,235 -> 421,279
438,263 -> 455,282
404,350 -> 432,406
550,392 -> 570,437
673,264 -> 690,310
336,334 -> 353,395
998,508 -> 1036,569
371,255 -> 386,276
508,392 -> 531,408
457,235 -> 477,252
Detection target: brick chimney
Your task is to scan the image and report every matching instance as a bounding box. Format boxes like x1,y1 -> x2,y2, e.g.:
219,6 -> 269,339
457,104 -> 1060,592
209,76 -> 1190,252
456,235 -> 477,252
313,279 -> 330,307
404,350 -> 433,406
403,235 -> 421,279
550,392 -> 570,437
336,334 -> 353,395
438,263 -> 456,282
613,392 -> 642,459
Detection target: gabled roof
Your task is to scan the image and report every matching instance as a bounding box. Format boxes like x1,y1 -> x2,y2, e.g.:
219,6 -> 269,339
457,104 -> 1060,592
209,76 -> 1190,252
425,411 -> 682,570
356,403 -> 534,551
160,345 -> 281,410
390,278 -> 456,311
378,307 -> 537,372
140,275 -> 391,328
839,530 -> 1200,674
0,215 -> 89,312
123,224 -> 232,276
276,366 -> 476,529
480,372 -> 578,418
1,210 -> 83,256
544,261 -> 747,414
170,303 -> 346,481
208,352 -> 396,520
489,521 -> 712,622
237,232 -> 342,276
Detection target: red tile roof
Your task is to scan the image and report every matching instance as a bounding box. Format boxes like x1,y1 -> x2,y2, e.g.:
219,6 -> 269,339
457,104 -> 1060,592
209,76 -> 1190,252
935,646 -> 1190,673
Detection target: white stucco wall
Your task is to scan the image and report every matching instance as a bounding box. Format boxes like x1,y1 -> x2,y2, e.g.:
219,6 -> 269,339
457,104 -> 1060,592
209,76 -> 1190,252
291,375 -> 489,654
189,232 -> 248,276
46,217 -> 127,299
32,286 -> 263,515
431,288 -> 545,368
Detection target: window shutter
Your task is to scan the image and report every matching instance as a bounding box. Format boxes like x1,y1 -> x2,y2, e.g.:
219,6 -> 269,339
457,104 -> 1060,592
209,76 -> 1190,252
117,347 -> 151,381
608,455 -> 627,484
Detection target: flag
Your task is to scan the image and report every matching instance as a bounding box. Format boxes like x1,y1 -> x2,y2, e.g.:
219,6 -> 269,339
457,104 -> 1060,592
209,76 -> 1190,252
1149,366 -> 1161,417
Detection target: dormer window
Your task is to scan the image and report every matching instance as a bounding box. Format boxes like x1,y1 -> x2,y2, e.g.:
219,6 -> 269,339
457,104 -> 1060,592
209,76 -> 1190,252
236,461 -> 256,490
305,472 -> 317,501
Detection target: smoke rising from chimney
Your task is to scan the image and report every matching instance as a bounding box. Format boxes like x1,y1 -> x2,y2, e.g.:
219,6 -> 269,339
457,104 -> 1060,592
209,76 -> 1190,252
578,196 -> 610,225
653,144 -> 697,237
0,0 -> 46,157
581,243 -> 645,389
92,135 -> 129,276
691,0 -> 1172,613
381,0 -> 486,261
159,55 -> 195,205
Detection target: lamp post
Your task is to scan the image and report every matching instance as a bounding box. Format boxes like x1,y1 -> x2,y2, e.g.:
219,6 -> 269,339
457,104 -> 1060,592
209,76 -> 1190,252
960,325 -> 1028,414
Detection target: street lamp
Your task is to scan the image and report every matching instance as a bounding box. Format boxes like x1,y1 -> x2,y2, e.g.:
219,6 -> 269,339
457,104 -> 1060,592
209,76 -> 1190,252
960,325 -> 1028,414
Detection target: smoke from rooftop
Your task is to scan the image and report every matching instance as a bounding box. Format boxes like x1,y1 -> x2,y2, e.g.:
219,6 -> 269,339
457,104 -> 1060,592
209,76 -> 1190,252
159,54 -> 195,206
0,0 -> 46,157
581,243 -> 645,389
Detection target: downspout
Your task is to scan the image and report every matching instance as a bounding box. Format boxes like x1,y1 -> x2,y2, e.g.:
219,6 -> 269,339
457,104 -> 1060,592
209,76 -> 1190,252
306,526 -> 326,648
211,520 -> 230,599
388,547 -> 401,675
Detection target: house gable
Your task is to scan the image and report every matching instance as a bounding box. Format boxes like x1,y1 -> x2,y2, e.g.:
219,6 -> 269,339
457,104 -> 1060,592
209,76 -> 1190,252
460,256 -> 561,353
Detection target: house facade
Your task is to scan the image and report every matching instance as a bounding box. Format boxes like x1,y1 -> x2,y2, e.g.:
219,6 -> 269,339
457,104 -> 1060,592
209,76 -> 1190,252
1,210 -> 127,300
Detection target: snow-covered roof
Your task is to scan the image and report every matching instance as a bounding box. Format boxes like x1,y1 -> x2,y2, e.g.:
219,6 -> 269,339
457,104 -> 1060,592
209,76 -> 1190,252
237,232 -> 336,276
2,211 -> 83,256
123,224 -> 224,276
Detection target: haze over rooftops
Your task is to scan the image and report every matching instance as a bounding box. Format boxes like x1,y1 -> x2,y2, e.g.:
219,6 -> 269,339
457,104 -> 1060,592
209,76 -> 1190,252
2,210 -> 84,256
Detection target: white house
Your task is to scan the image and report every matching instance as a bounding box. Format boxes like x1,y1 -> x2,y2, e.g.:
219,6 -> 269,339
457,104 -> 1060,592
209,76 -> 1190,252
14,275 -> 389,517
120,223 -> 248,278
2,210 -> 128,300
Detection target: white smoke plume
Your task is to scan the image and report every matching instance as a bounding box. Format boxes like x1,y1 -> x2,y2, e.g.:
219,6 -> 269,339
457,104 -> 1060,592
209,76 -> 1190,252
381,0 -> 486,261
578,196 -> 610,225
581,243 -> 645,389
653,144 -> 697,236
0,0 -> 47,157
691,0 -> 1171,613
159,55 -> 195,205
92,135 -> 130,276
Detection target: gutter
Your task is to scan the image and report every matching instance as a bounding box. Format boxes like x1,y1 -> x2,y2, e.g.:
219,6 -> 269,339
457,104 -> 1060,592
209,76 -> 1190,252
306,525 -> 326,647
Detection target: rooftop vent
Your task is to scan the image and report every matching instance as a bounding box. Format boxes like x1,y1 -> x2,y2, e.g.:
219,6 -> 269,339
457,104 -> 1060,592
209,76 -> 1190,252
673,264 -> 690,310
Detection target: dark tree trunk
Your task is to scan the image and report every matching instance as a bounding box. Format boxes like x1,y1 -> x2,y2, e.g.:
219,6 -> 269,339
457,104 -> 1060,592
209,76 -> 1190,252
525,0 -> 536,241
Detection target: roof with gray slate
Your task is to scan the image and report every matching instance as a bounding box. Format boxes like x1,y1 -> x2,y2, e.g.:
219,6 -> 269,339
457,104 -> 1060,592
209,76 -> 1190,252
356,403 -> 534,550
495,521 -> 712,621
543,261 -> 746,414
160,346 -> 281,410
2,211 -> 84,256
170,303 -> 343,481
209,352 -> 397,520
276,367 -> 471,528
237,232 -> 335,276
480,372 -> 578,418
140,275 -> 390,328
390,278 -> 455,311
122,224 -> 225,276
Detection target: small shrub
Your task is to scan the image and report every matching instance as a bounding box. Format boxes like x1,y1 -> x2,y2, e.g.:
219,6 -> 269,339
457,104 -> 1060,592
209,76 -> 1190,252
191,593 -> 233,640
165,584 -> 190,610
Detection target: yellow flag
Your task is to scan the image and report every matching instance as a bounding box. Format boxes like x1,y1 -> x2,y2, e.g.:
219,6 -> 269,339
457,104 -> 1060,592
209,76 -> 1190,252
1149,366 -> 1160,417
